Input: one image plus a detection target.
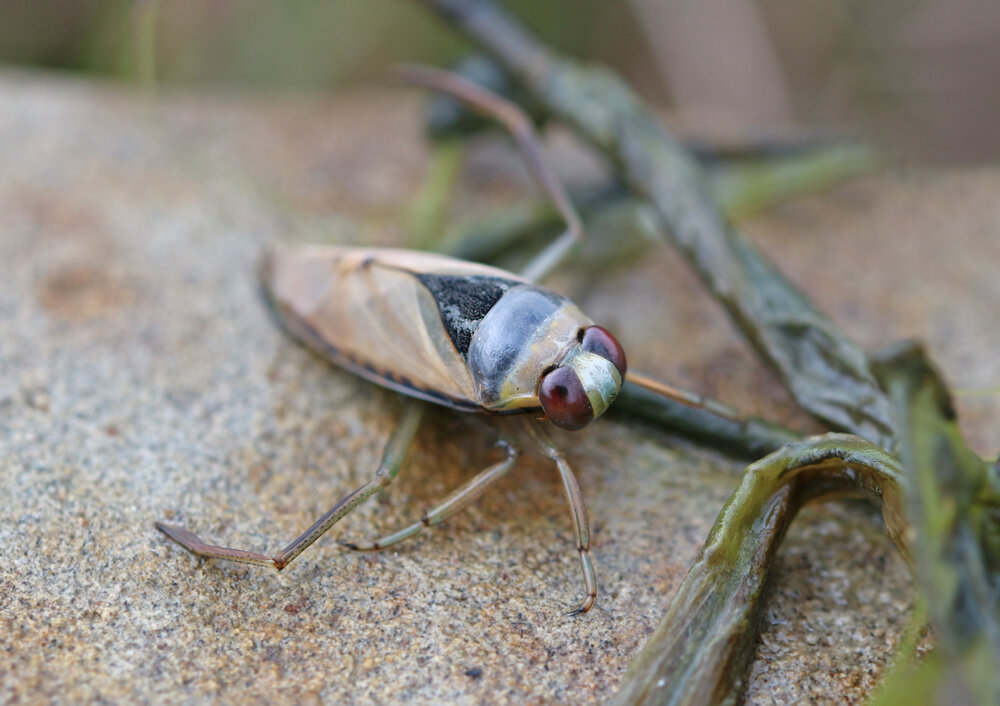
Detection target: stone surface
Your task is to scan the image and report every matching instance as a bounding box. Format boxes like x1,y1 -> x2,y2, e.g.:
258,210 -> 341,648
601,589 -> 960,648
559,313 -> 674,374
0,69 -> 995,704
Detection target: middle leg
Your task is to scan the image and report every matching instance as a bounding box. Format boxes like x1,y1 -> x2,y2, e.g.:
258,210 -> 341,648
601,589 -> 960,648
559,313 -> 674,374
525,422 -> 598,615
339,439 -> 519,551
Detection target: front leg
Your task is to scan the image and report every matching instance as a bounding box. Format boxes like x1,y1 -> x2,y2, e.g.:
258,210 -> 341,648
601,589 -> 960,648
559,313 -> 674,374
525,422 -> 598,615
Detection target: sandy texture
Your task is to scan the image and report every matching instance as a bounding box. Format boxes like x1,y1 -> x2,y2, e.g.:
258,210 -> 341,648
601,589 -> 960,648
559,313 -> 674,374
1,69 -> 995,704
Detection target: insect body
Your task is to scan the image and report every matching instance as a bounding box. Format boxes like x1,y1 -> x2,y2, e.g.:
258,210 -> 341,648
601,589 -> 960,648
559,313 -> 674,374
158,245 -> 625,615
263,246 -> 626,429
157,66 -> 633,615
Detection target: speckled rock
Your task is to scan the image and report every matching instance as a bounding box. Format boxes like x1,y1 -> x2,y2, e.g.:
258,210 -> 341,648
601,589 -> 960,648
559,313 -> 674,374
0,69 -> 995,704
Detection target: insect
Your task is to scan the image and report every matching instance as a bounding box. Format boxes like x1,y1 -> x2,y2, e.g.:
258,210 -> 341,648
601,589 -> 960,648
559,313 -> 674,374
156,67 -> 684,615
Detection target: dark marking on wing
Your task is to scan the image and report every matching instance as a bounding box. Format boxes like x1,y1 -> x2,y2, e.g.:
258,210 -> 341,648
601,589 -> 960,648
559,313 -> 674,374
415,273 -> 518,358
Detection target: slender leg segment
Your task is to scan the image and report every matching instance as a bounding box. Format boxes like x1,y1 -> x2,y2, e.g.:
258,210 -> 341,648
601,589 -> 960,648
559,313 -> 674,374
525,422 -> 598,615
626,370 -> 747,422
156,402 -> 425,570
339,439 -> 519,551
397,65 -> 583,284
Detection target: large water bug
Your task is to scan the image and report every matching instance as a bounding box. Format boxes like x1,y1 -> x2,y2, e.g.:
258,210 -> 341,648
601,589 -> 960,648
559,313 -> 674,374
156,67 -> 717,615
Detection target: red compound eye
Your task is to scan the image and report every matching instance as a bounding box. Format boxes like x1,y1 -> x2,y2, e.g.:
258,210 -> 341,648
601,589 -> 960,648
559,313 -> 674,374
538,367 -> 593,431
581,326 -> 627,377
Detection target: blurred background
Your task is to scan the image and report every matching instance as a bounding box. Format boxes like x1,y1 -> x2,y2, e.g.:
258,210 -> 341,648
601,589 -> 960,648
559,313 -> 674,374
2,0 -> 998,163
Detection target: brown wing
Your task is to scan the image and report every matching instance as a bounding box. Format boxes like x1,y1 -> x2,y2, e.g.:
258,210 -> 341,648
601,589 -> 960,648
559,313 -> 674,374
261,245 -> 530,411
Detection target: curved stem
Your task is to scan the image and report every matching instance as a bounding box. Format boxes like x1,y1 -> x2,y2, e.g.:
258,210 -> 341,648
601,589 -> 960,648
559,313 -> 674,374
612,435 -> 906,706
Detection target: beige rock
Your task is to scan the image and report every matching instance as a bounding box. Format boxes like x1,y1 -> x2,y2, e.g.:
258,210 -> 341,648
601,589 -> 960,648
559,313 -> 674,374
2,69 -> 994,704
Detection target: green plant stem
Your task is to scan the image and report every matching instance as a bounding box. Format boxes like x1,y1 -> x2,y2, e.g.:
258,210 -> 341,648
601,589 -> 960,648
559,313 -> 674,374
611,434 -> 907,705
412,0 -> 896,450
613,381 -> 800,461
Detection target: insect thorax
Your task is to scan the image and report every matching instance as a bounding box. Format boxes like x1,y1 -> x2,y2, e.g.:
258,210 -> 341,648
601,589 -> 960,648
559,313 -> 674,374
465,285 -> 592,411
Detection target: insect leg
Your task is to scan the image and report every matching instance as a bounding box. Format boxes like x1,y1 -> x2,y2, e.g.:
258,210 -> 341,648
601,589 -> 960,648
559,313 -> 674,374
397,65 -> 583,283
339,439 -> 519,551
626,370 -> 746,422
525,423 -> 598,616
156,402 -> 424,570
